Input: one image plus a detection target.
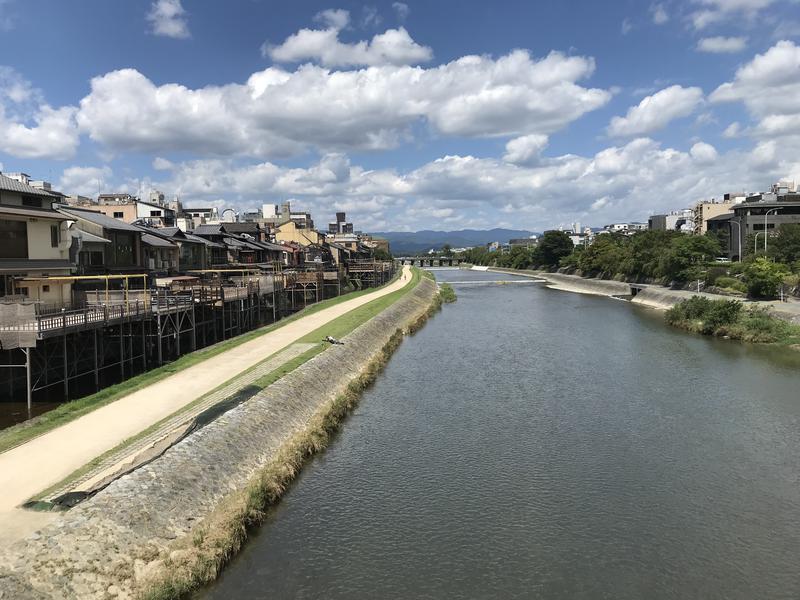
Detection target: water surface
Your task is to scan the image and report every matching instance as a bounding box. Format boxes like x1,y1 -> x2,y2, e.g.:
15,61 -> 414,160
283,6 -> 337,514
200,268 -> 800,599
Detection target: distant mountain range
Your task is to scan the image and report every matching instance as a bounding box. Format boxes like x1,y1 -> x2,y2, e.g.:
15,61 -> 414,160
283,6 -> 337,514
372,228 -> 539,255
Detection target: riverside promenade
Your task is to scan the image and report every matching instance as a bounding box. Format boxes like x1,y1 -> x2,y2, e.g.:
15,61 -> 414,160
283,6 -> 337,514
0,266 -> 412,545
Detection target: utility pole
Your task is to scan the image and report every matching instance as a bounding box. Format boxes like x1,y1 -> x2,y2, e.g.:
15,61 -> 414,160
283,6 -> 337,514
764,208 -> 780,254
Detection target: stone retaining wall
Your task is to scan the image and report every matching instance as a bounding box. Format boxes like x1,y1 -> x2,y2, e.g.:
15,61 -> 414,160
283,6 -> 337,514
0,277 -> 438,600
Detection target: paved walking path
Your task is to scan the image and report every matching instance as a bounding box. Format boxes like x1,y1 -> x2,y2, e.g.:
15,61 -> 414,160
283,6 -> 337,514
0,266 -> 412,545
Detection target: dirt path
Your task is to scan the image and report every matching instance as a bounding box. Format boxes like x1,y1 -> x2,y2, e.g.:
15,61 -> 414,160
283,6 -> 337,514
0,266 -> 412,545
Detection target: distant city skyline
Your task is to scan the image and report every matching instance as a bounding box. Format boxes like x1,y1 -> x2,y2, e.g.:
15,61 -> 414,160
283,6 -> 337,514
1,0 -> 799,231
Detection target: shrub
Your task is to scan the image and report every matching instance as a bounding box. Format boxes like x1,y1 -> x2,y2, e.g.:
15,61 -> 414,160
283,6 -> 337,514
714,276 -> 746,293
745,257 -> 790,298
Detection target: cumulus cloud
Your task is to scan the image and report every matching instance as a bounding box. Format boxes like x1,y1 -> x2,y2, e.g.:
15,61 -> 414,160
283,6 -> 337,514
147,0 -> 190,39
58,166 -> 112,197
607,85 -> 704,137
503,134 -> 549,165
263,12 -> 432,67
690,0 -> 776,29
0,67 -> 79,159
710,40 -> 800,138
697,36 -> 747,53
75,49 -> 610,157
621,18 -> 634,34
722,121 -> 742,137
690,141 -> 719,163
133,133 -> 798,232
0,0 -> 15,31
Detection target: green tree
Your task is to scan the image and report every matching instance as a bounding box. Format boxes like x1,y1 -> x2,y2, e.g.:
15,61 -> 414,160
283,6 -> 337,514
373,248 -> 392,261
441,243 -> 453,257
658,234 -> 721,282
532,231 -> 574,268
768,224 -> 800,265
744,257 -> 789,298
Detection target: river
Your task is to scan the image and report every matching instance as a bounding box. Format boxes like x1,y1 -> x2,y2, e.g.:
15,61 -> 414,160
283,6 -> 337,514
199,268 -> 800,599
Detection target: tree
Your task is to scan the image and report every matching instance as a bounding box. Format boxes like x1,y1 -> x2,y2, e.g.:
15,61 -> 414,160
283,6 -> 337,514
745,257 -> 789,298
441,244 -> 453,257
532,231 -> 574,268
768,224 -> 800,265
373,248 -> 392,261
658,234 -> 721,282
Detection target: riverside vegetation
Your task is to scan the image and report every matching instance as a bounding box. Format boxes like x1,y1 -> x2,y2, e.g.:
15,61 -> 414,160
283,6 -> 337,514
665,296 -> 800,344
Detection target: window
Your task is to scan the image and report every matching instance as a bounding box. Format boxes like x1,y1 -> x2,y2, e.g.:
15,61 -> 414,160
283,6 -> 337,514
42,285 -> 50,293
16,286 -> 29,296
113,211 -> 124,219
150,210 -> 162,217
0,219 -> 28,258
50,224 -> 60,247
21,196 -> 40,208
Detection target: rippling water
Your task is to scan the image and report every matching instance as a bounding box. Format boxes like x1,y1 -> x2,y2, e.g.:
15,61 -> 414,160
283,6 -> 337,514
199,268 -> 800,600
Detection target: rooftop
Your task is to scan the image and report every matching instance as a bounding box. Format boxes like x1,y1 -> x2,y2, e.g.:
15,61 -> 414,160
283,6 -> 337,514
0,173 -> 59,198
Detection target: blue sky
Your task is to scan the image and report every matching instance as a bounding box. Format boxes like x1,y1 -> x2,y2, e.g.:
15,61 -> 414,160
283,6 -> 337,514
1,0 -> 799,231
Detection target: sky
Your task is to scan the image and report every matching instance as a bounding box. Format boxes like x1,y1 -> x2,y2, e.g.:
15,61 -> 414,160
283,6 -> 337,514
1,0 -> 800,232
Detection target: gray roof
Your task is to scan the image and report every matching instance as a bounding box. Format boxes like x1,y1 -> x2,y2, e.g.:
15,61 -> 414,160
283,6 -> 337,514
0,204 -> 67,220
0,173 -> 59,198
58,207 -> 141,232
193,224 -> 224,235
141,233 -> 177,248
71,229 -> 111,244
183,232 -> 225,248
0,259 -> 72,272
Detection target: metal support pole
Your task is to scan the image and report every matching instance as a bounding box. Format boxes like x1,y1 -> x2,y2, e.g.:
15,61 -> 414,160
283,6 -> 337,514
93,328 -> 99,391
24,348 -> 32,414
63,330 -> 69,401
157,312 -> 163,366
119,322 -> 125,380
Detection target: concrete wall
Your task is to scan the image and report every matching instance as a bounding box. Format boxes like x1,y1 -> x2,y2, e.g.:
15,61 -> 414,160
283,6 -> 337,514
0,276 -> 438,599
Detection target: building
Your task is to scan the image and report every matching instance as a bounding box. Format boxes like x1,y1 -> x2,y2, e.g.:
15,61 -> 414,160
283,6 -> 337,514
328,212 -> 354,234
729,188 -> 800,260
693,193 -> 745,235
509,237 -> 539,248
183,207 -> 220,225
92,195 -> 176,228
648,209 -> 694,233
58,206 -> 144,274
604,222 -> 648,234
0,173 -> 73,303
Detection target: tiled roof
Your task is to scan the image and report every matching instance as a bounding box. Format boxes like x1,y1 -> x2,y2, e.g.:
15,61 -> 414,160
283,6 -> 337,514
0,204 -> 67,220
58,207 -> 141,232
0,173 -> 59,198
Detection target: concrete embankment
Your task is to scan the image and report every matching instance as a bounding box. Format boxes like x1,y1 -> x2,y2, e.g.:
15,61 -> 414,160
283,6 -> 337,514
0,277 -> 438,600
488,268 -> 632,297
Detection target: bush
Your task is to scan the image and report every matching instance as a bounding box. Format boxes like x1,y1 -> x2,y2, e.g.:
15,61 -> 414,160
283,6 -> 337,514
714,276 -> 747,293
665,296 -> 741,335
745,257 -> 789,298
703,300 -> 742,334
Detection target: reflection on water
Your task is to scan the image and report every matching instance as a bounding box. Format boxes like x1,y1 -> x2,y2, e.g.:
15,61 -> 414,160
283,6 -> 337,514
200,268 -> 800,600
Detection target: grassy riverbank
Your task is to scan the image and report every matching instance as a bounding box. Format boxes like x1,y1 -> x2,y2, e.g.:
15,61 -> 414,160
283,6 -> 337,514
140,275 -> 441,600
665,296 -> 800,345
0,272 -> 402,455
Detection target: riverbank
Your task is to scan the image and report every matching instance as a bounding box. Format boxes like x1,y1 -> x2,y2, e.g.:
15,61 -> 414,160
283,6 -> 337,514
488,267 -> 800,323
0,271 -> 439,599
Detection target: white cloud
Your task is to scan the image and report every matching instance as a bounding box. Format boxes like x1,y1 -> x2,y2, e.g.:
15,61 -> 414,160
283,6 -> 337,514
314,8 -> 350,30
651,3 -> 669,24
722,121 -> 742,137
146,136 -> 793,231
146,0 -> 190,39
690,0 -> 776,29
361,6 -> 381,28
75,49 -> 610,157
58,166 -> 112,197
0,67 -> 79,159
607,85 -> 704,137
263,15 -> 432,67
710,40 -> 800,137
697,36 -> 747,53
690,141 -> 719,163
503,134 -> 549,165
152,156 -> 174,170
392,2 -> 410,21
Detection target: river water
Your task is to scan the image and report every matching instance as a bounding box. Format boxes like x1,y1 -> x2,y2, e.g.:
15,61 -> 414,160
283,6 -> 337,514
199,268 -> 800,599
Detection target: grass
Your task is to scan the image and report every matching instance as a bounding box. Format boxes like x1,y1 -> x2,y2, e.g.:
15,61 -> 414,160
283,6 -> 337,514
27,268 -> 423,501
137,274 -> 441,600
0,271 -> 402,455
665,296 -> 800,345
